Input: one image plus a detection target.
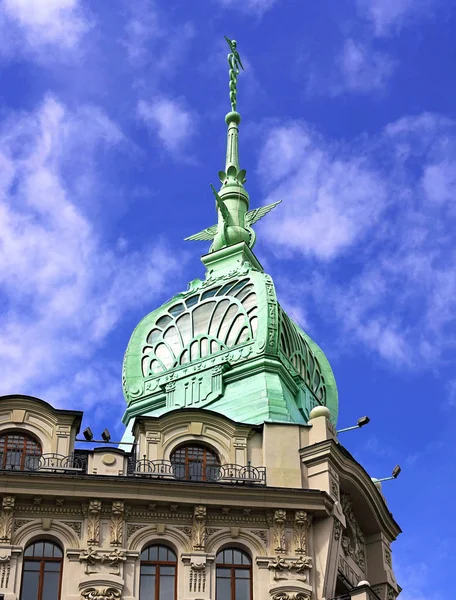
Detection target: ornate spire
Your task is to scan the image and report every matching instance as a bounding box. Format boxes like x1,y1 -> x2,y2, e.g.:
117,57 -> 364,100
185,37 -> 281,252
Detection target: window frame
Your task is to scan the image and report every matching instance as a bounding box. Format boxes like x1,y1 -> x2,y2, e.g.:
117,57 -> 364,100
170,443 -> 220,482
139,544 -> 177,600
215,547 -> 253,600
0,430 -> 42,470
20,540 -> 63,600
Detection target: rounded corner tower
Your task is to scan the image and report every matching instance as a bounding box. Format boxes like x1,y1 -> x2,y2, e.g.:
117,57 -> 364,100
121,52 -> 338,433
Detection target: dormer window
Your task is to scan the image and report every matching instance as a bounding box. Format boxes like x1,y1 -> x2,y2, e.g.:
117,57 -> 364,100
0,431 -> 42,471
170,444 -> 220,482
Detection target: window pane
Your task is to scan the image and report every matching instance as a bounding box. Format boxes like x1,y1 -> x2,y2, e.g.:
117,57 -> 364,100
42,570 -> 60,600
216,568 -> 231,577
233,550 -> 243,565
149,546 -> 158,561
235,576 -> 250,600
24,562 -> 40,571
33,543 -> 44,557
44,543 -> 54,557
21,570 -> 40,600
141,565 -> 156,575
140,574 -> 156,600
160,566 -> 175,576
24,546 -> 34,557
235,568 -> 250,578
45,562 -> 61,572
216,576 -> 231,600
159,574 -> 175,600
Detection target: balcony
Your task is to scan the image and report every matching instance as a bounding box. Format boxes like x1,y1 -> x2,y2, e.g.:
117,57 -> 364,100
134,457 -> 267,485
0,450 -> 88,473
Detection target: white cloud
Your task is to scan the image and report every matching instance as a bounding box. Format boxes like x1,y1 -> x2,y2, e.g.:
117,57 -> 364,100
258,123 -> 387,259
138,97 -> 195,155
338,38 -> 395,93
0,0 -> 90,53
0,96 -> 183,406
217,0 -> 278,16
257,113 -> 456,366
357,0 -> 433,36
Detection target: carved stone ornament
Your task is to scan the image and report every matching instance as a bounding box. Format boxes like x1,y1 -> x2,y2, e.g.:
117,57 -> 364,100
340,492 -> 366,572
273,509 -> 287,554
87,500 -> 101,546
333,518 -> 342,541
268,556 -> 312,582
79,547 -> 100,574
272,592 -> 311,600
0,496 -> 15,542
101,548 -> 127,576
293,510 -> 311,555
192,505 -> 207,551
81,588 -> 121,600
110,501 -> 125,547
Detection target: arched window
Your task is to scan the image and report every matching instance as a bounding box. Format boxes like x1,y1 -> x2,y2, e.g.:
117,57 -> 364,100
0,431 -> 42,470
140,544 -> 177,600
20,541 -> 63,600
216,548 -> 252,600
170,444 -> 220,481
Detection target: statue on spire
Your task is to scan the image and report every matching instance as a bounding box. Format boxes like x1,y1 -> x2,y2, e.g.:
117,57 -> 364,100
185,37 -> 281,252
225,36 -> 244,112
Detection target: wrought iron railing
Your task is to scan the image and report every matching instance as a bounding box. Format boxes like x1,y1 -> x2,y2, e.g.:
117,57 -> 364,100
0,451 -> 87,473
134,458 -> 266,485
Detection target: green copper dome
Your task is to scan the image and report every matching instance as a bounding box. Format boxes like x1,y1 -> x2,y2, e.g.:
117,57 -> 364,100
122,244 -> 338,427
121,38 -> 338,430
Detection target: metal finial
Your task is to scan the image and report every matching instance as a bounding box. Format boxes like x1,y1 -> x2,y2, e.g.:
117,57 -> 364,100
224,36 -> 244,112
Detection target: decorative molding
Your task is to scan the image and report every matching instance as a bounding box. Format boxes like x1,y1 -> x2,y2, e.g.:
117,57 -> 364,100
206,527 -> 223,538
87,500 -> 101,546
273,509 -> 287,554
81,588 -> 121,600
110,501 -> 124,547
384,547 -> 392,569
192,505 -> 206,551
0,496 -> 15,542
293,511 -> 311,555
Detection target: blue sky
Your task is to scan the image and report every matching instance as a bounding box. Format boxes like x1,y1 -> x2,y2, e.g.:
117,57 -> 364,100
0,0 -> 455,597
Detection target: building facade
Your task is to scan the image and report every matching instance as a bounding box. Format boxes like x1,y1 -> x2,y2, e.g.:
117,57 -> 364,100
0,41 -> 401,600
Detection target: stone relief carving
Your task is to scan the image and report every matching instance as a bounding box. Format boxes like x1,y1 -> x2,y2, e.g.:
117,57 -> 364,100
86,500 -> 101,546
110,501 -> 124,547
126,523 -> 146,540
62,520 -> 82,537
79,547 -> 126,576
13,518 -> 33,532
273,509 -> 287,554
333,518 -> 342,541
249,528 -> 268,544
192,505 -> 207,551
293,510 -> 311,555
340,492 -> 366,572
81,588 -> 121,600
268,556 -> 312,582
0,496 -> 15,542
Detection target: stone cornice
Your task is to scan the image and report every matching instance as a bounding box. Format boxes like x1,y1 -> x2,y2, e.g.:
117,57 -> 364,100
0,471 -> 333,514
299,439 -> 401,540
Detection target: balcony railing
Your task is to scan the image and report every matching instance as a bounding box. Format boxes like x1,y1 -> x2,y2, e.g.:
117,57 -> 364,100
134,458 -> 266,485
0,451 -> 87,473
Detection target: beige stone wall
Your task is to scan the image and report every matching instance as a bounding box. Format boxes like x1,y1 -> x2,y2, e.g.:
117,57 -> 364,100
0,397 -> 401,600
